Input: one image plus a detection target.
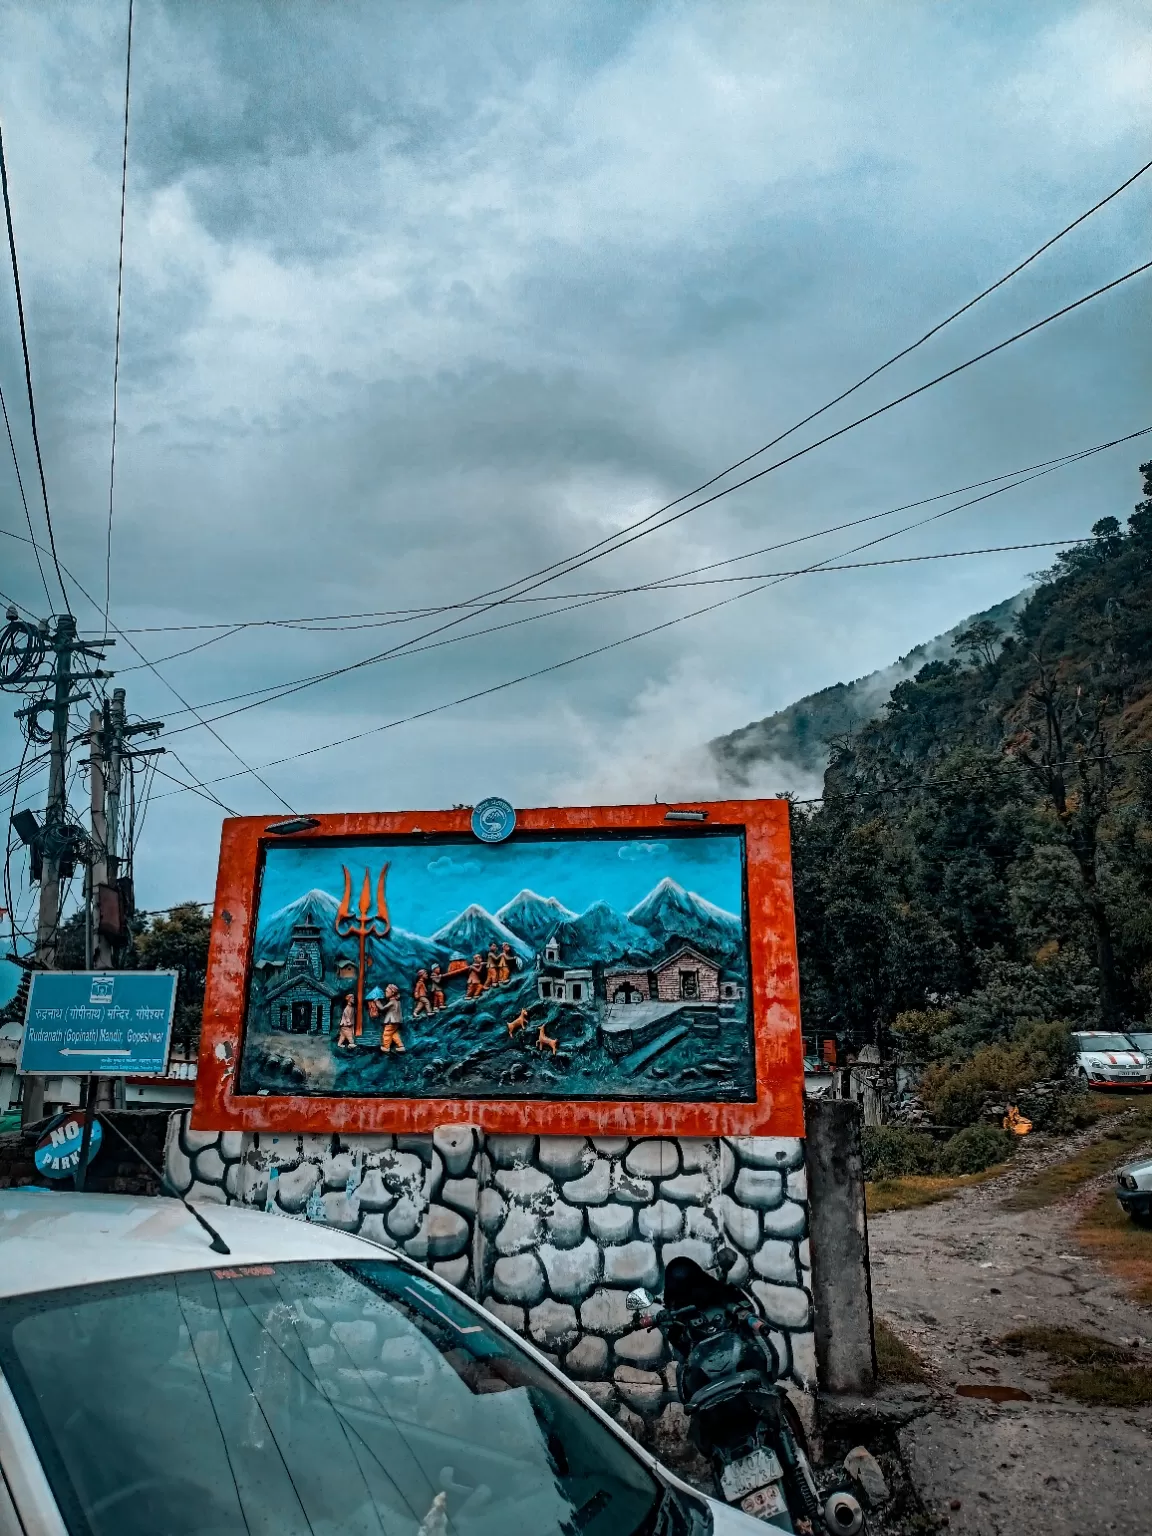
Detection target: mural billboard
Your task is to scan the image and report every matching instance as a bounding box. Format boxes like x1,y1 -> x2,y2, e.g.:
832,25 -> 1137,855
195,801 -> 805,1137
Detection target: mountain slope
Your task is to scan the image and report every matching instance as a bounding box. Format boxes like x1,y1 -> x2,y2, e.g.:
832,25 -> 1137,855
628,877 -> 741,957
496,889 -> 577,947
710,592 -> 1028,785
550,900 -> 657,967
431,904 -> 533,962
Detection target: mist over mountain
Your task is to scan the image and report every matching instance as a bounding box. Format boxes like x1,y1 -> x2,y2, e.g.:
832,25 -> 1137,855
709,592 -> 1028,787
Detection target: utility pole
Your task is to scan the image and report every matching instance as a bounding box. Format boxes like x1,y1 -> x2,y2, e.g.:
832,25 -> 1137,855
14,615 -> 111,1127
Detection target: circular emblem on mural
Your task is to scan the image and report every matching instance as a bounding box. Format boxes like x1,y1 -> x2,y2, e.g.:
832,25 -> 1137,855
471,797 -> 516,843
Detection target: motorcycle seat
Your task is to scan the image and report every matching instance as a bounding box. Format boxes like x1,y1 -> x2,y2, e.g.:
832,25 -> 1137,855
684,1369 -> 767,1413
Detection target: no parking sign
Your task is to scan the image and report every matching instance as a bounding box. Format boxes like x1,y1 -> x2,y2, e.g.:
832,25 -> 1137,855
34,1111 -> 103,1180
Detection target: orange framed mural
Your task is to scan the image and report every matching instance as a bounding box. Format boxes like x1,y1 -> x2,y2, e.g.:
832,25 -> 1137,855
193,800 -> 805,1136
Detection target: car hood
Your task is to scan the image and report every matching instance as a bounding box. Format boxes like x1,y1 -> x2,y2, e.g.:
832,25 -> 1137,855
1080,1052 -> 1146,1066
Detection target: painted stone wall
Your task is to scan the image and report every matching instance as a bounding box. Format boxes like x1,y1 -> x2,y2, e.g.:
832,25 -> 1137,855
165,1115 -> 814,1448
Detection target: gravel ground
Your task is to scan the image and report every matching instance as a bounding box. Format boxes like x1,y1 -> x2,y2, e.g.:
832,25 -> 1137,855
868,1127 -> 1152,1535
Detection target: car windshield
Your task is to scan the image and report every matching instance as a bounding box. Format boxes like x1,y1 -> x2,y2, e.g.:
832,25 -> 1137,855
1076,1035 -> 1136,1052
0,1258 -> 665,1536
1125,1034 -> 1152,1052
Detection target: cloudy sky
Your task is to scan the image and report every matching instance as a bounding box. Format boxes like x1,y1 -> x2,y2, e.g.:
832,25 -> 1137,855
1,0 -> 1150,954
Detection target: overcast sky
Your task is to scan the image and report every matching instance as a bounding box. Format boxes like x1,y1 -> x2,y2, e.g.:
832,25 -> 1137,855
1,0 -> 1150,960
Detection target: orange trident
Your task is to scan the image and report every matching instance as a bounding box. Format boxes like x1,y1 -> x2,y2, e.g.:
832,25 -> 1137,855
335,865 -> 390,1035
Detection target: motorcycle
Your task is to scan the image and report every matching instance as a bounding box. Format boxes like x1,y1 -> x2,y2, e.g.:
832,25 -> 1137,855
626,1251 -> 863,1535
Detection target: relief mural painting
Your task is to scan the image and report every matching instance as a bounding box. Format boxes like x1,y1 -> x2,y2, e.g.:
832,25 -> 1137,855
237,829 -> 755,1102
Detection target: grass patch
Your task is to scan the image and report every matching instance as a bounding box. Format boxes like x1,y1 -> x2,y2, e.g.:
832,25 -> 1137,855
997,1325 -> 1132,1367
866,1167 -> 1008,1215
875,1318 -> 931,1385
1074,1186 -> 1152,1307
1050,1367 -> 1152,1407
1002,1096 -> 1152,1211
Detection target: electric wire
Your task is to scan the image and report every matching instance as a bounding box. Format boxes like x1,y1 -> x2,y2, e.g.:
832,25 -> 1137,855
0,117 -> 71,614
103,0 -> 135,634
138,259 -> 1152,736
0,380 -> 51,610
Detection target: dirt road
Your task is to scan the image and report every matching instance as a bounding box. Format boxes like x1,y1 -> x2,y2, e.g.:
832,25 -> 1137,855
869,1139 -> 1152,1535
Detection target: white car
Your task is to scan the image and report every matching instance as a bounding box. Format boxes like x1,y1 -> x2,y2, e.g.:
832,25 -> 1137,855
0,1190 -> 775,1536
1070,1031 -> 1152,1090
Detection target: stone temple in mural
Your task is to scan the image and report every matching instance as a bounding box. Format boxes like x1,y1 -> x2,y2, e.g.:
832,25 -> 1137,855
238,852 -> 756,1103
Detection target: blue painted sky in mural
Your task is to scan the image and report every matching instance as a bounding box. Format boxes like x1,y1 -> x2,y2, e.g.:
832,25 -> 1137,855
259,832 -> 743,935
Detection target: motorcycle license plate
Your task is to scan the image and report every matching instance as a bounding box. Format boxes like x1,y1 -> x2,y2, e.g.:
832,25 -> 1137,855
740,1482 -> 787,1520
720,1447 -> 784,1502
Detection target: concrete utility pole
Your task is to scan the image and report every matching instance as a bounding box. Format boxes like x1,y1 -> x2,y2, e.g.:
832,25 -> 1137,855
17,616 -> 112,1127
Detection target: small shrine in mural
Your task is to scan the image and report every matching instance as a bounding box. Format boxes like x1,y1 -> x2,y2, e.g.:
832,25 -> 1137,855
236,829 -> 755,1102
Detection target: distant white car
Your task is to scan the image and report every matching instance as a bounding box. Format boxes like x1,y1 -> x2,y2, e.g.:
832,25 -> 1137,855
0,1190 -> 774,1536
1071,1031 -> 1152,1090
1116,1156 -> 1152,1223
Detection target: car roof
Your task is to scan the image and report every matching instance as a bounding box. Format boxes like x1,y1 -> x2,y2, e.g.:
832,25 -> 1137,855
0,1191 -> 395,1299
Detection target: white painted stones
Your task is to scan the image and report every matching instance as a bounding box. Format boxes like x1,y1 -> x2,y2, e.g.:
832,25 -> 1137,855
356,1169 -> 395,1213
658,1172 -> 710,1204
356,1214 -> 394,1247
219,1131 -> 246,1161
638,1200 -> 683,1242
494,1166 -> 554,1203
477,1188 -> 506,1236
752,1240 -> 799,1285
426,1204 -> 469,1260
660,1238 -> 714,1271
790,1330 -> 817,1387
319,1191 -> 361,1231
565,1334 -> 609,1378
193,1146 -> 226,1185
733,1168 -> 784,1210
433,1126 -> 476,1177
677,1139 -> 713,1173
379,1151 -> 426,1193
484,1298 -> 525,1332
529,1299 -> 579,1349
760,1200 -> 806,1239
273,1162 -> 319,1214
729,1136 -> 803,1171
434,1256 -> 470,1288
322,1152 -> 356,1191
719,1194 -> 760,1252
624,1141 -> 679,1180
614,1365 -> 664,1413
603,1241 -> 659,1290
590,1137 -> 629,1156
166,1139 -> 193,1194
580,1287 -> 632,1336
536,1137 -> 592,1180
440,1176 -> 478,1215
181,1125 -> 220,1154
543,1200 -> 585,1249
495,1207 -> 542,1255
611,1168 -> 656,1205
750,1281 -> 811,1330
492,1252 -> 546,1306
615,1328 -> 665,1368
385,1194 -> 424,1241
539,1239 -> 601,1299
788,1166 -> 807,1201
562,1159 -> 612,1205
588,1204 -> 635,1245
489,1135 -> 537,1168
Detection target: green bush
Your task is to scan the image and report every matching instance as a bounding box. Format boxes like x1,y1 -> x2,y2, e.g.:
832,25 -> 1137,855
862,1125 -> 940,1180
938,1124 -> 1015,1175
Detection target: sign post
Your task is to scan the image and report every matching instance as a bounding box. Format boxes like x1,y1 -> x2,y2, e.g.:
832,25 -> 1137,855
17,971 -> 178,1189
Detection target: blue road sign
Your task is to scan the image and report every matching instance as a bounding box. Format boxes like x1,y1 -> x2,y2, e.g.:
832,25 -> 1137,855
34,1111 -> 103,1179
18,971 -> 178,1077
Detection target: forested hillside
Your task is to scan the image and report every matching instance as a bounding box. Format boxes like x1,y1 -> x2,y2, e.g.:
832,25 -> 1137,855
790,460 -> 1152,1089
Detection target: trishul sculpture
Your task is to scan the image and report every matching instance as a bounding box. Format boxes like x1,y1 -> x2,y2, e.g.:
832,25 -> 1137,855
335,865 -> 391,1035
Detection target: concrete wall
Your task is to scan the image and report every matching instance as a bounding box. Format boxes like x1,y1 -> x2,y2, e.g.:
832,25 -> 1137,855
805,1097 -> 876,1394
165,1115 -> 815,1447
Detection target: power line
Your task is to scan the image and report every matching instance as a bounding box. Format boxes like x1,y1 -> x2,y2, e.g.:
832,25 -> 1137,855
0,380 -> 51,609
0,117 -> 70,615
148,257 -> 1152,736
149,422 -> 1149,733
104,0 -> 135,634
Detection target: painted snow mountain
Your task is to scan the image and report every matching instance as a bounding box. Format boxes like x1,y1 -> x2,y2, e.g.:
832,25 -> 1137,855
252,889 -> 449,977
627,877 -> 742,955
432,904 -> 533,962
252,877 -> 742,991
496,889 -> 577,948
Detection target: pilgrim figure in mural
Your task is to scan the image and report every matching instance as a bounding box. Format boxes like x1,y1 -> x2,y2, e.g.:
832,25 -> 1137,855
429,964 -> 446,1011
498,942 -> 515,985
336,993 -> 357,1049
485,942 -> 500,989
379,983 -> 405,1053
412,969 -> 432,1017
466,955 -> 485,999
